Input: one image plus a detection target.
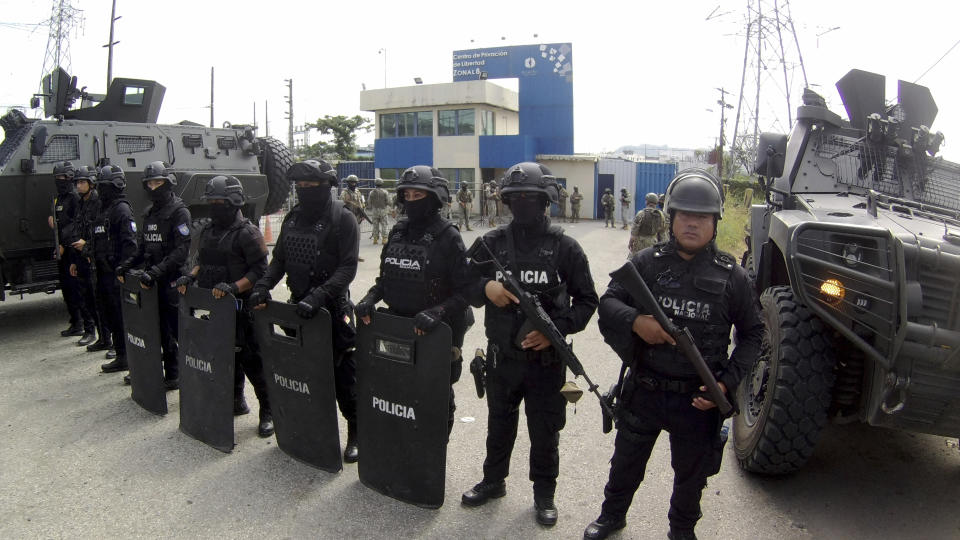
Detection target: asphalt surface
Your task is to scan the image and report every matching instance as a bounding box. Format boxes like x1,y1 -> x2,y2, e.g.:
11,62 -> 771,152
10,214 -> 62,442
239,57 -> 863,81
1,219 -> 958,539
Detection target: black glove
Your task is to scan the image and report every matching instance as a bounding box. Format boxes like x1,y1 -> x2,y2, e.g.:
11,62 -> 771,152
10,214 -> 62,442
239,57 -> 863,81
355,296 -> 377,320
248,287 -> 270,308
213,282 -> 238,295
296,297 -> 320,319
174,275 -> 195,288
414,307 -> 444,333
139,269 -> 156,288
115,265 -> 129,279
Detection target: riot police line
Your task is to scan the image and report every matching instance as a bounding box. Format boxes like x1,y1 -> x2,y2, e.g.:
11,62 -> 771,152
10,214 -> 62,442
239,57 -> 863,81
48,157 -> 762,540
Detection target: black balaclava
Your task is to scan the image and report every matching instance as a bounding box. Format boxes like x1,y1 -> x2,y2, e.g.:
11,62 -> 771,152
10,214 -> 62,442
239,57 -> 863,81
296,184 -> 332,221
210,205 -> 239,228
98,184 -> 123,204
148,181 -> 174,205
55,178 -> 74,196
508,194 -> 547,229
404,195 -> 441,223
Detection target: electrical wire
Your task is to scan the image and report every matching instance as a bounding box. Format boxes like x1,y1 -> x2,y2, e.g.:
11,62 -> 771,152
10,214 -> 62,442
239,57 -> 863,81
914,36 -> 960,83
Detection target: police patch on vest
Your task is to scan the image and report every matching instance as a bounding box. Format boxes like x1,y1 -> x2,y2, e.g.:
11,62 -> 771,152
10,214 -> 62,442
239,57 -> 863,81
94,225 -> 106,234
130,221 -> 137,232
177,223 -> 190,236
658,294 -> 712,322
372,396 -> 416,420
144,233 -> 163,242
384,257 -> 422,271
185,354 -> 212,373
496,269 -> 549,284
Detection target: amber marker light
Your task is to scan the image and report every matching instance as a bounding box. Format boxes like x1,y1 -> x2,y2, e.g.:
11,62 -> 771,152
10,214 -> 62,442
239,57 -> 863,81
820,278 -> 846,304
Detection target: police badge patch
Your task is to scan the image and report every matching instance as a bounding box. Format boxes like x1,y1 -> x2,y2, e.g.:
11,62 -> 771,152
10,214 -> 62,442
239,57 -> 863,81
177,223 -> 190,236
131,222 -> 137,232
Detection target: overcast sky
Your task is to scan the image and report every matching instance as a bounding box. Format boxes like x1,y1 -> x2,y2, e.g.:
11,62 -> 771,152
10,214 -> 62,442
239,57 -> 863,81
2,0 -> 959,161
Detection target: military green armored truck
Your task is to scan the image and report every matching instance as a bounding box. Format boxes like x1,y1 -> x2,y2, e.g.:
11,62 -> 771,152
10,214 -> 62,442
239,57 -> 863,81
735,69 -> 960,474
0,68 -> 293,300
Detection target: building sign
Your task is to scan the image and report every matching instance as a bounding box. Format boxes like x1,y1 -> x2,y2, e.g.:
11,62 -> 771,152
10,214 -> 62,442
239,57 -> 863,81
452,44 -> 572,82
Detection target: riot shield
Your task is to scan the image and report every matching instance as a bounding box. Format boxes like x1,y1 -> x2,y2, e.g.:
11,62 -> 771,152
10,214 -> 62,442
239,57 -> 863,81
120,274 -> 167,415
177,287 -> 237,453
356,311 -> 452,508
254,301 -> 341,473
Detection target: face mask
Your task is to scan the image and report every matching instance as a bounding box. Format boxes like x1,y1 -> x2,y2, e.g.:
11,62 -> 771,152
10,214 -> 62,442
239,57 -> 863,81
55,179 -> 73,195
296,185 -> 331,219
508,196 -> 546,227
210,205 -> 237,227
148,183 -> 173,204
98,184 -> 121,201
404,197 -> 439,222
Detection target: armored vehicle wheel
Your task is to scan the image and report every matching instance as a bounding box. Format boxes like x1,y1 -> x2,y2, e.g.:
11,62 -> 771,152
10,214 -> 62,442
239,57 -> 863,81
257,136 -> 294,215
733,285 -> 836,474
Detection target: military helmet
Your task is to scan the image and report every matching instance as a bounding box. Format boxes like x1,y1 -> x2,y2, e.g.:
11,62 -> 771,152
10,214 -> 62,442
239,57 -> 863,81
499,162 -> 559,203
346,174 -> 359,185
73,165 -> 97,183
663,168 -> 724,219
287,159 -> 337,185
374,178 -> 384,187
96,164 -> 126,189
142,160 -> 176,185
53,161 -> 76,179
645,192 -> 659,204
398,165 -> 450,204
202,175 -> 245,207
604,188 -> 612,193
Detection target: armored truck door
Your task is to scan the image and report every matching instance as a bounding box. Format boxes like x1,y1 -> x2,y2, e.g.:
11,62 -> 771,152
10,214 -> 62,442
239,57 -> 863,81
356,312 -> 452,508
254,301 -> 341,473
120,275 -> 167,415
177,287 -> 237,453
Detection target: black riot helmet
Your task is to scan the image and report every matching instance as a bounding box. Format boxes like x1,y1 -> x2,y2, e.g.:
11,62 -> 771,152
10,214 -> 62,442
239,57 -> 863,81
663,168 -> 724,219
397,165 -> 450,204
287,159 -> 337,186
202,175 -> 245,207
73,165 -> 96,184
96,164 -> 126,189
499,162 -> 559,203
142,160 -> 176,186
53,161 -> 76,180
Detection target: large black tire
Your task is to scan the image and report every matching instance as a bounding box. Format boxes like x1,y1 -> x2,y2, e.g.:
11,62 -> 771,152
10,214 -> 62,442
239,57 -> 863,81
733,285 -> 836,474
257,136 -> 294,215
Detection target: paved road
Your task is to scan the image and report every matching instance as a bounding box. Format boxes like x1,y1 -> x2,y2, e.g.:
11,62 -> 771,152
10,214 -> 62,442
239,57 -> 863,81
1,220 -> 958,539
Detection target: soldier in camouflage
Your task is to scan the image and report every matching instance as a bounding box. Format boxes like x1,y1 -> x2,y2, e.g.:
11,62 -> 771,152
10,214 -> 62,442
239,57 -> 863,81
569,186 -> 583,223
629,192 -> 668,255
367,178 -> 390,244
457,183 -> 473,231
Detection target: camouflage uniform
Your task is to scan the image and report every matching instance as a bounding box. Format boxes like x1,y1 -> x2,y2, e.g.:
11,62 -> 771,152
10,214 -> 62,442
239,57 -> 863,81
558,186 -> 568,222
457,185 -> 473,231
569,189 -> 583,223
601,191 -> 616,227
629,206 -> 667,255
367,185 -> 390,243
619,190 -> 632,229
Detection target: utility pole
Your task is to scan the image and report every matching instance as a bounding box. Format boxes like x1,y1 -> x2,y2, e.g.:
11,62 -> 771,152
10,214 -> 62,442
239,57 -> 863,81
209,66 -> 214,128
265,101 -> 269,137
284,79 -> 294,149
102,0 -> 119,89
716,87 -> 734,180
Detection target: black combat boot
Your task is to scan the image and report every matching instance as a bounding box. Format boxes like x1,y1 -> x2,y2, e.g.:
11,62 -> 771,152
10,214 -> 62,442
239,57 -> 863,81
461,480 -> 506,507
163,377 -> 179,391
258,410 -> 274,437
105,348 -> 117,359
86,336 -> 111,352
101,357 -> 128,373
583,515 -> 627,540
234,395 -> 250,416
123,374 -> 131,385
77,332 -> 97,347
534,496 -> 558,527
667,527 -> 697,540
343,420 -> 359,463
61,322 -> 83,337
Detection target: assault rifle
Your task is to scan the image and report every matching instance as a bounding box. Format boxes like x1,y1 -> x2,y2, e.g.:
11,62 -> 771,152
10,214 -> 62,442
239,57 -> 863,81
472,238 -> 614,420
609,262 -> 733,416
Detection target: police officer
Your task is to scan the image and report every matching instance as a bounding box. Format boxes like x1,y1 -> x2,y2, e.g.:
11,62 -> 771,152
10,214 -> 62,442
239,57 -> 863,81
367,178 -> 390,244
355,166 -> 472,434
456,182 -> 474,231
618,188 -> 632,229
68,165 -> 104,348
175,176 -> 274,437
94,165 -> 138,373
249,159 -> 360,462
601,188 -> 615,228
51,161 -> 90,337
629,192 -> 668,255
569,186 -> 583,223
461,162 -> 598,527
583,169 -> 763,540
116,161 -> 191,389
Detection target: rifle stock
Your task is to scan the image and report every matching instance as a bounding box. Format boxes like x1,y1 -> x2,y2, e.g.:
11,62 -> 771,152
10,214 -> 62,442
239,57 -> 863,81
609,262 -> 733,416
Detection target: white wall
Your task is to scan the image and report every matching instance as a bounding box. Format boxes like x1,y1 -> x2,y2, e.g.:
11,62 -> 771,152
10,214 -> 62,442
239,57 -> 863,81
540,159 -> 597,219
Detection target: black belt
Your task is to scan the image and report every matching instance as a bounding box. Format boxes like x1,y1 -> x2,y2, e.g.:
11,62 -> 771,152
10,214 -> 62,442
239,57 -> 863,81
635,374 -> 700,394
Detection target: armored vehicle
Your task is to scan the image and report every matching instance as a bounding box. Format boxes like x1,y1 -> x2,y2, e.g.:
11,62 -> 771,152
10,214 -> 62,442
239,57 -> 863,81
0,68 -> 293,300
734,69 -> 960,474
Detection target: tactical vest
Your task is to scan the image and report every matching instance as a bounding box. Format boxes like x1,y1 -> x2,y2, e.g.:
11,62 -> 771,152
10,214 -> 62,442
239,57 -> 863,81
367,188 -> 389,209
54,192 -> 79,240
638,246 -> 736,378
142,198 -> 188,270
93,199 -> 132,267
280,202 -> 344,301
635,208 -> 664,236
380,218 -> 457,316
195,219 -> 254,290
484,225 -> 568,349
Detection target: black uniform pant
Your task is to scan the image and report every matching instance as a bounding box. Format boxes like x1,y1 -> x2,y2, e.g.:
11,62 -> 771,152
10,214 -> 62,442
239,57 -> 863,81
236,314 -> 269,414
481,343 -> 566,498
157,284 -> 180,380
599,384 -> 721,532
58,255 -> 90,329
94,266 -> 123,356
333,347 -> 357,423
76,258 -> 104,337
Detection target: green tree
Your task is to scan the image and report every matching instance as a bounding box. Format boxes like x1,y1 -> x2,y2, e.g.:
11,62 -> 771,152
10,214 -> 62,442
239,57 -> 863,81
308,114 -> 373,160
294,140 -> 332,161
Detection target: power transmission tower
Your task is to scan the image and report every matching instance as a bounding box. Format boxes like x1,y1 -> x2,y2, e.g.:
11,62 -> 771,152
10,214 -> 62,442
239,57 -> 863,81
40,0 -> 84,80
284,79 -> 294,150
712,0 -> 808,174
